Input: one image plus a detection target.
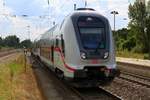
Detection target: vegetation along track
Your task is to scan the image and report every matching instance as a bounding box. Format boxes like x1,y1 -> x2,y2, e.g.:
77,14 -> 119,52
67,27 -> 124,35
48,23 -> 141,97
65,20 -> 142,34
118,71 -> 150,88
31,55 -> 121,100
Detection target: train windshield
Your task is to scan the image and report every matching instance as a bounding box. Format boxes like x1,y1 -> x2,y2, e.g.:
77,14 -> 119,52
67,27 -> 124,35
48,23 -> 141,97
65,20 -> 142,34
78,16 -> 106,49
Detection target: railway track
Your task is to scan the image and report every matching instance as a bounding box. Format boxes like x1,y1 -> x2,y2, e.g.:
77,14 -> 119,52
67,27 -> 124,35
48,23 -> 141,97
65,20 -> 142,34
31,56 -> 122,100
66,84 -> 122,100
117,62 -> 150,71
0,49 -> 20,58
0,51 -> 21,63
118,71 -> 150,88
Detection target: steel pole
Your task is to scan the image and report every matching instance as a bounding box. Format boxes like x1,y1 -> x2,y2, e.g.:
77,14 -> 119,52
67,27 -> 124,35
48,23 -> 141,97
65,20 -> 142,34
114,13 -> 116,31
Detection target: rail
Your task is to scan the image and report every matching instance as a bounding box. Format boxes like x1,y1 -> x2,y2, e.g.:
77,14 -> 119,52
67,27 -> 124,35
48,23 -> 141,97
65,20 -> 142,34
0,49 -> 20,58
119,71 -> 150,88
117,61 -> 150,70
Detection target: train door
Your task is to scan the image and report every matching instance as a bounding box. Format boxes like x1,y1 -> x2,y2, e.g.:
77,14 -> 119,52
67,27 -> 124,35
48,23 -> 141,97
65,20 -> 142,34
54,37 -> 59,66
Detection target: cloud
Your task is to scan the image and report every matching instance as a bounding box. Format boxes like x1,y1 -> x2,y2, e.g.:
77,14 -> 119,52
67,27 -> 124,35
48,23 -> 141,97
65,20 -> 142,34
0,0 -> 49,41
0,0 -> 134,40
107,0 -> 129,16
86,0 -> 99,3
106,0 -> 130,29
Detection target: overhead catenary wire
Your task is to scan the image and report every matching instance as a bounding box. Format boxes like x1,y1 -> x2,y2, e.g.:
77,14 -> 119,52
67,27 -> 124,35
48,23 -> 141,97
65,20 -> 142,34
44,0 -> 72,26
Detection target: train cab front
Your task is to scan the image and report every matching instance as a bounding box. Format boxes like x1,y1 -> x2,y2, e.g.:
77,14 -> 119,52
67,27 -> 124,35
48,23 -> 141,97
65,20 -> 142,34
64,11 -> 120,87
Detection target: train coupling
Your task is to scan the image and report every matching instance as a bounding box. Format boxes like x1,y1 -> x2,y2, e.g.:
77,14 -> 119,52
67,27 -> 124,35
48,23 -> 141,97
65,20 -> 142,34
104,68 -> 120,77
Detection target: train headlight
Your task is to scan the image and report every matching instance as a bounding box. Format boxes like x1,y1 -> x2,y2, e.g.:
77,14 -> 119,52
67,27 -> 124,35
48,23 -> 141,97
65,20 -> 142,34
80,52 -> 86,59
104,52 -> 109,59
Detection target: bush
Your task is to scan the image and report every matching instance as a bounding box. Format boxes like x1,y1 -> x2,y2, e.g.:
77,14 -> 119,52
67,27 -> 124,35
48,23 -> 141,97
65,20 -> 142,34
131,45 -> 143,53
144,54 -> 150,60
117,50 -> 146,59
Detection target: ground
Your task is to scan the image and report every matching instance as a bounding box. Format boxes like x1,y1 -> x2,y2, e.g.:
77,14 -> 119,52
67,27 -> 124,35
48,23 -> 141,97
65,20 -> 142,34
0,52 -> 43,100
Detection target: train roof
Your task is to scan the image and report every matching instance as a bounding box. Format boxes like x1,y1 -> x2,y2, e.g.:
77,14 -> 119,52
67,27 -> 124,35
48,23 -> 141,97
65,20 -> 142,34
69,8 -> 108,21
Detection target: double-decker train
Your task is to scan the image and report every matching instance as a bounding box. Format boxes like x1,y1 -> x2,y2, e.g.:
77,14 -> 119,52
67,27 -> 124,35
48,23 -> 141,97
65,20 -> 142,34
32,8 -> 120,87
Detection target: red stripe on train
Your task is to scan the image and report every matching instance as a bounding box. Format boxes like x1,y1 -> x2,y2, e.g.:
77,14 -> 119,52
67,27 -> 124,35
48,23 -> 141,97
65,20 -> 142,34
54,47 -> 75,72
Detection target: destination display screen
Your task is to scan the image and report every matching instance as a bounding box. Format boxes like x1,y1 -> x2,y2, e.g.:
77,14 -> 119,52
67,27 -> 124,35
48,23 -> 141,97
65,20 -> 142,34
78,16 -> 104,27
79,28 -> 104,34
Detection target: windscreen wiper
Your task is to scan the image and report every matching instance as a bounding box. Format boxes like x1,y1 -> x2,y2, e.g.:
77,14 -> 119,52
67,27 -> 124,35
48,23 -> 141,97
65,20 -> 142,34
94,42 -> 101,53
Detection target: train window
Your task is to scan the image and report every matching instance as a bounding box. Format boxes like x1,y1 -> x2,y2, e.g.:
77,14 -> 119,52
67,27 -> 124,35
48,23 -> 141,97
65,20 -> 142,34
77,16 -> 106,50
56,38 -> 59,47
61,34 -> 65,55
60,19 -> 65,30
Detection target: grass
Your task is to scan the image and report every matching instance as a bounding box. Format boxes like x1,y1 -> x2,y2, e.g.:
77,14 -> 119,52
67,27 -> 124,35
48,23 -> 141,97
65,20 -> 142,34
0,62 -> 11,100
0,54 -> 25,100
8,56 -> 25,75
0,53 -> 42,100
116,50 -> 149,59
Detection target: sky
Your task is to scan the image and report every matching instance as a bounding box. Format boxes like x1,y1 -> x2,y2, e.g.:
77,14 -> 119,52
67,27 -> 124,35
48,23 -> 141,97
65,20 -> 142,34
0,0 -> 136,41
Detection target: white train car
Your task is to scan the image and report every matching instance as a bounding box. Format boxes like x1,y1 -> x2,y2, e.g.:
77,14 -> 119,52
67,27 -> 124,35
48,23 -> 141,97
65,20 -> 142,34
32,8 -> 120,87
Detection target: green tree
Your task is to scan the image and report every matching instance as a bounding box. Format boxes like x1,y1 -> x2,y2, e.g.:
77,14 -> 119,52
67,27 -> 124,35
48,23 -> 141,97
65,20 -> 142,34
128,0 -> 148,53
147,0 -> 150,15
114,28 -> 136,51
146,0 -> 150,58
20,39 -> 32,48
145,17 -> 150,58
4,35 -> 20,48
0,37 -> 2,49
0,37 -> 2,45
